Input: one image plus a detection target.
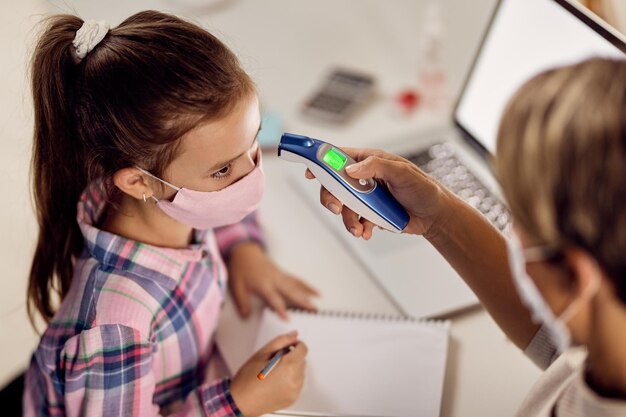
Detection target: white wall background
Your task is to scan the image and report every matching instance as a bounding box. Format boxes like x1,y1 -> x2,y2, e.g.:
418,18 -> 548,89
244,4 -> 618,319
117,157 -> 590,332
0,0 -> 47,384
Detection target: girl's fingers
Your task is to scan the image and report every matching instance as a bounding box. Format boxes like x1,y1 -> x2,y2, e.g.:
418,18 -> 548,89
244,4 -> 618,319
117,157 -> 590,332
279,280 -> 318,312
230,275 -> 252,318
257,331 -> 299,357
283,340 -> 308,363
260,287 -> 289,320
296,278 -> 320,297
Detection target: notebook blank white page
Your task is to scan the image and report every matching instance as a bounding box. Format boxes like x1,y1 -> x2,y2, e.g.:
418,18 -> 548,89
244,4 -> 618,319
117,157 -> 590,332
253,309 -> 450,417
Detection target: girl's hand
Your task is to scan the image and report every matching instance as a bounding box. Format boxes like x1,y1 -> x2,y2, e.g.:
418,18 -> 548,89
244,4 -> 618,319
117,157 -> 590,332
227,242 -> 319,319
230,331 -> 307,417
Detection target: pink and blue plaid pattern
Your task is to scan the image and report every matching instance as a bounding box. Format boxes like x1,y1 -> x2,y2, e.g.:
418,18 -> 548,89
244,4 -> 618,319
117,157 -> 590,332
24,180 -> 264,416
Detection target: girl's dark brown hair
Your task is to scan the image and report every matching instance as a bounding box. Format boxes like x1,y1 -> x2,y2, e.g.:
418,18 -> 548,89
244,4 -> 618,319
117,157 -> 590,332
29,10 -> 254,325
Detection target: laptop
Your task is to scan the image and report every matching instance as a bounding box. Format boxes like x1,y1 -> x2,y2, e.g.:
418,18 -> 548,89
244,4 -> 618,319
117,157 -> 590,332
290,0 -> 626,318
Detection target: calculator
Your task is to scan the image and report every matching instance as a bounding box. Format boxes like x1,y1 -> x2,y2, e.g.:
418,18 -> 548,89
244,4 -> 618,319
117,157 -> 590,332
301,68 -> 376,125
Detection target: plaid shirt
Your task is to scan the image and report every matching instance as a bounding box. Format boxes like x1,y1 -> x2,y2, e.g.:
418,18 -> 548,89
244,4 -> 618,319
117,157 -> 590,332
24,181 -> 264,416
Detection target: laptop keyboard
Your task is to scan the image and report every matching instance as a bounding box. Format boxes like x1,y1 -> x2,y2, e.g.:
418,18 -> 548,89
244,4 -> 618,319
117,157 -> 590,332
406,142 -> 510,231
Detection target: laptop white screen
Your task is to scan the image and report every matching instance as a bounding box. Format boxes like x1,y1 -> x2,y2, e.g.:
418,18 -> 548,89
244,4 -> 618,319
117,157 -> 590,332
455,0 -> 625,155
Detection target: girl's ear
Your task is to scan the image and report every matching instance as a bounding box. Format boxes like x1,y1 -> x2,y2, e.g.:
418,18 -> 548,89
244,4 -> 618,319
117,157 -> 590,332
112,168 -> 154,201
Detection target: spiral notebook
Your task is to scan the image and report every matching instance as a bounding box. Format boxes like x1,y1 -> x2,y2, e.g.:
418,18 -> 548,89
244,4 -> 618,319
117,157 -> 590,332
216,304 -> 450,417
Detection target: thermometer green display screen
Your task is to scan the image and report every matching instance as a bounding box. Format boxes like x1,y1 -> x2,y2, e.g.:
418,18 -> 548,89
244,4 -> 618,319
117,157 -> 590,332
323,148 -> 347,171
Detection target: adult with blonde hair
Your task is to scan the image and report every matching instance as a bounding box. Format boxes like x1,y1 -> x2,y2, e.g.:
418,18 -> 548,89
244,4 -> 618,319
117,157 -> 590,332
310,57 -> 626,415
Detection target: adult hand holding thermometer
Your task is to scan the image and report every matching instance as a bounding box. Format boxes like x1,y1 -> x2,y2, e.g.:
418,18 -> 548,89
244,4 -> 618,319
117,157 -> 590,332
278,133 -> 409,233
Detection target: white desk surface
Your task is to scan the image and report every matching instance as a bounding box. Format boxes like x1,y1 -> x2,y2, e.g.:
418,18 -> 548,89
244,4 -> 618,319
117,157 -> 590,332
0,1 -> 542,416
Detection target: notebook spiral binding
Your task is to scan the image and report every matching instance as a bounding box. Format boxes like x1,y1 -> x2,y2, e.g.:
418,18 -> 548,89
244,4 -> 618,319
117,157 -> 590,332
288,308 -> 450,328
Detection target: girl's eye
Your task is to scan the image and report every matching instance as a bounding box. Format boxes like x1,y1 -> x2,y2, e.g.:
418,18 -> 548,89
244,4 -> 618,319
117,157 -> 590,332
212,164 -> 232,179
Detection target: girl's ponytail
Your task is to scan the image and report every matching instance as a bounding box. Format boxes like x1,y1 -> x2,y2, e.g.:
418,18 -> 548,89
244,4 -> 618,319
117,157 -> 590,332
29,16 -> 86,325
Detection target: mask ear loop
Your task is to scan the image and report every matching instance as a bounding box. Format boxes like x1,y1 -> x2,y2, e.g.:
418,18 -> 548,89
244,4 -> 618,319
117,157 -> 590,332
558,266 -> 602,324
135,166 -> 181,203
249,141 -> 261,164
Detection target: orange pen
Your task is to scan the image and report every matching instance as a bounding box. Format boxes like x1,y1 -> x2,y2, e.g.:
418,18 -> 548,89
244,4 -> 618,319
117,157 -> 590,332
257,345 -> 294,380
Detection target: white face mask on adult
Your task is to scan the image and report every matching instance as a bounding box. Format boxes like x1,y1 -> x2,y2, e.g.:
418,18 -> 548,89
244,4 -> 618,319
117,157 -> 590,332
506,231 -> 600,353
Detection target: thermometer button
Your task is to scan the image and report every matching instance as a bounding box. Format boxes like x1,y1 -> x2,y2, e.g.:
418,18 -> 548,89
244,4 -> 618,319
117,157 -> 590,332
345,176 -> 376,193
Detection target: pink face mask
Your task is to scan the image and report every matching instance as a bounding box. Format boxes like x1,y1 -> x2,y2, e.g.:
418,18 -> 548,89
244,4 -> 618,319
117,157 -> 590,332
137,151 -> 264,230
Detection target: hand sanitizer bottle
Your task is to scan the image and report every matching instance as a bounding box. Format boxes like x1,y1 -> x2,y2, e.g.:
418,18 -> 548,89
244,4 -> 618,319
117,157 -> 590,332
418,1 -> 448,110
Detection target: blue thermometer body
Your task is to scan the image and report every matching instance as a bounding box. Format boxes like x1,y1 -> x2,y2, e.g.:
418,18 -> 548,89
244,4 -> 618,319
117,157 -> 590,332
278,133 -> 409,232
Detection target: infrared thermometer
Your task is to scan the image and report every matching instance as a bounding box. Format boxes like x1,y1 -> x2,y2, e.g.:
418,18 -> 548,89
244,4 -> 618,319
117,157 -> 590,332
278,133 -> 409,232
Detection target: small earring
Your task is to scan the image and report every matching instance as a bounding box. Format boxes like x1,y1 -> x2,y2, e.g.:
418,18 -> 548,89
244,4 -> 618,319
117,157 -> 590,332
142,193 -> 147,203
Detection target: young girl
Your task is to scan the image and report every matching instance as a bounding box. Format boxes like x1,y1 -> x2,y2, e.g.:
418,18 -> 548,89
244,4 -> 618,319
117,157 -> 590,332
24,11 -> 318,417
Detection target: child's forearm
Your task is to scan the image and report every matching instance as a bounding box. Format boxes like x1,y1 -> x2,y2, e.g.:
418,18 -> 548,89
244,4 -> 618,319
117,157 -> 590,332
214,211 -> 265,260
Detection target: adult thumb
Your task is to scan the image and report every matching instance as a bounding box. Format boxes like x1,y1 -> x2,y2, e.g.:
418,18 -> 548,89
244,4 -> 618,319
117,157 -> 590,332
345,155 -> 402,182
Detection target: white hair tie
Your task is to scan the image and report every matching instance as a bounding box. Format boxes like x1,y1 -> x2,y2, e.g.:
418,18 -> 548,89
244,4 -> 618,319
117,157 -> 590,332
72,20 -> 109,59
